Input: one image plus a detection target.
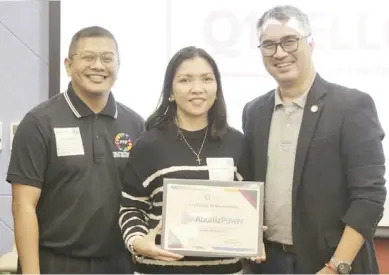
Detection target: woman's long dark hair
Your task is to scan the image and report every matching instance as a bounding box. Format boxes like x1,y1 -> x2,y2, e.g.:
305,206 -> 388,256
145,46 -> 228,140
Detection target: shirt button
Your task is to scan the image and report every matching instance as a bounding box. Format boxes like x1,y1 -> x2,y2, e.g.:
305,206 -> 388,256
96,135 -> 100,139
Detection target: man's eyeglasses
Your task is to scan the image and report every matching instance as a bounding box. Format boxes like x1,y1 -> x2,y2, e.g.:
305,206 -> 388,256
70,51 -> 118,66
257,34 -> 311,57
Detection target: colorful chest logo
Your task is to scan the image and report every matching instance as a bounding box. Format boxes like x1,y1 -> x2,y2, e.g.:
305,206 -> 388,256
114,133 -> 132,152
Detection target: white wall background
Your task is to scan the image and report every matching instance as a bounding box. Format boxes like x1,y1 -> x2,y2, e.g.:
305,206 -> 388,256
60,0 -> 389,225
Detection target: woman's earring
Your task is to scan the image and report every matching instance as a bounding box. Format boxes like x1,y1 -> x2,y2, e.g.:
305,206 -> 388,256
168,96 -> 174,102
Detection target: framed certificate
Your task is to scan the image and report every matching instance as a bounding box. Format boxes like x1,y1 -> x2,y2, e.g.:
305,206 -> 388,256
161,178 -> 264,257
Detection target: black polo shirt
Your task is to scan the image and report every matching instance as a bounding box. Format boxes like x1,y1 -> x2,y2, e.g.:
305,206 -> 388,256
6,82 -> 145,258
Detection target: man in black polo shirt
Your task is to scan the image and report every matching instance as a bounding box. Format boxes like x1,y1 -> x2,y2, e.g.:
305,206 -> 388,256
7,26 -> 144,274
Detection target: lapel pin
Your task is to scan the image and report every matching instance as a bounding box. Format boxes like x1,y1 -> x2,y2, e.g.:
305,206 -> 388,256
310,105 -> 318,113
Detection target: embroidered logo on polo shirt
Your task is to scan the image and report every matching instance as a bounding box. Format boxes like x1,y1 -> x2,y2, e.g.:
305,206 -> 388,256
113,133 -> 132,158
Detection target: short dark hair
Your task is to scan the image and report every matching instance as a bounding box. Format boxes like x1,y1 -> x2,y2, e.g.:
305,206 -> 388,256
256,5 -> 311,36
68,26 -> 119,58
145,46 -> 228,140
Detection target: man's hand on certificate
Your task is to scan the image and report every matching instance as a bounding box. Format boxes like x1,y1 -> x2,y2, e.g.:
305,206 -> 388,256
132,222 -> 184,261
249,225 -> 267,263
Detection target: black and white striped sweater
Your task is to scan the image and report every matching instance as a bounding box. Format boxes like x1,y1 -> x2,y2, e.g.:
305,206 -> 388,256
119,124 -> 249,274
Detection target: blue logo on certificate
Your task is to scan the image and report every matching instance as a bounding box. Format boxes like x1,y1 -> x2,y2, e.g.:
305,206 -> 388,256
181,212 -> 194,224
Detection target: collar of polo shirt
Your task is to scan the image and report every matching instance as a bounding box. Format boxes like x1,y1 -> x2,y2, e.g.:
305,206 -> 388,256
274,72 -> 317,110
63,81 -> 118,119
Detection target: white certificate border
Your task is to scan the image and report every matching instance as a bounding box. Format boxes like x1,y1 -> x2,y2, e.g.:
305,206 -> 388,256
161,178 -> 264,258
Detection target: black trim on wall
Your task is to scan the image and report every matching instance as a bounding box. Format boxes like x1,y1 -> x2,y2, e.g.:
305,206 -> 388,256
49,0 -> 61,98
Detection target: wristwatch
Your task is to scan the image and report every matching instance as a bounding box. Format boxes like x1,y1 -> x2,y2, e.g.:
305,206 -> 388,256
330,257 -> 352,274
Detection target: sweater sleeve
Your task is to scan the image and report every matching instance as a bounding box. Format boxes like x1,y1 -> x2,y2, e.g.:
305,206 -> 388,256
119,139 -> 152,250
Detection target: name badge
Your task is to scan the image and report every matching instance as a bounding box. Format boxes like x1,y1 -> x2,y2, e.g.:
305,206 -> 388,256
54,127 -> 84,157
206,157 -> 235,181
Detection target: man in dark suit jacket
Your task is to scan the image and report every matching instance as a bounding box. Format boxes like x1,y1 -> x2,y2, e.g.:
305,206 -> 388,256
243,5 -> 386,274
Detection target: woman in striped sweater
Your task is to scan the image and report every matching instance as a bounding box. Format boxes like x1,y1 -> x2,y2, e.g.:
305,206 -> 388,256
119,46 -> 262,274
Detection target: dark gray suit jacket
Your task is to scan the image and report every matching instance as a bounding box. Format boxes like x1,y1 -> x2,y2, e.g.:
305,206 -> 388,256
242,74 -> 386,273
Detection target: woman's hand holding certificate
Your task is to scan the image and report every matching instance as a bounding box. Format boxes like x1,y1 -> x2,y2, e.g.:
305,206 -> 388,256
132,222 -> 183,261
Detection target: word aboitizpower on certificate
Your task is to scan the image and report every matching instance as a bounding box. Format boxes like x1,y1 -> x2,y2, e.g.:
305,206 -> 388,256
161,178 -> 264,257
